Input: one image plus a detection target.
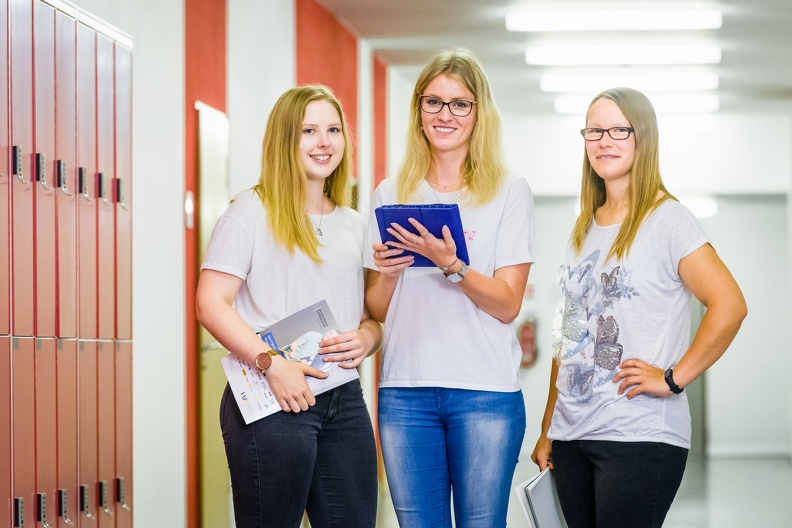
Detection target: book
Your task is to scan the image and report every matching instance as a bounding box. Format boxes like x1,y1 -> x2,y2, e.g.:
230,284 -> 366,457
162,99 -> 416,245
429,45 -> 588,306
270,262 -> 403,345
220,300 -> 359,424
374,204 -> 469,267
513,468 -> 568,528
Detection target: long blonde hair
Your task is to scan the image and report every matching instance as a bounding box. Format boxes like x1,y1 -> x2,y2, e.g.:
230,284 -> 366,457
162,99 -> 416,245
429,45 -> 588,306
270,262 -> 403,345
571,87 -> 676,260
253,85 -> 353,263
396,47 -> 507,206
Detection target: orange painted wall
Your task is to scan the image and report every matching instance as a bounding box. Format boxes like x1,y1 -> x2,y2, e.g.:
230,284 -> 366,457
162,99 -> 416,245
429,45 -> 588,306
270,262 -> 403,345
184,0 -> 226,525
373,53 -> 388,188
295,0 -> 359,177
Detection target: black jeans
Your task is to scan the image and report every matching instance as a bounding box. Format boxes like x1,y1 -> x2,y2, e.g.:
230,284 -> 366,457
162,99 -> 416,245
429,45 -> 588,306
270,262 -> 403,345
220,379 -> 378,528
552,439 -> 688,528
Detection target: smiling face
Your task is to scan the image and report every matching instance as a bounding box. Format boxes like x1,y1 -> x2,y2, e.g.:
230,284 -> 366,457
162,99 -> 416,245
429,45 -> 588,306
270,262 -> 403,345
299,100 -> 345,183
585,98 -> 636,187
420,74 -> 477,157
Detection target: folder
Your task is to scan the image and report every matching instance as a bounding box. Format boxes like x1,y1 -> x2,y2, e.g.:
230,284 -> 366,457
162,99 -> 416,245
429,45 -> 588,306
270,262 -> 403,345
513,468 -> 568,528
374,204 -> 469,267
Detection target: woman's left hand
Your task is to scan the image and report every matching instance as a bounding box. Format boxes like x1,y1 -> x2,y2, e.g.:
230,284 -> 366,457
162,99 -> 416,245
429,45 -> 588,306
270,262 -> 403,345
385,218 -> 457,269
318,329 -> 369,369
613,358 -> 674,399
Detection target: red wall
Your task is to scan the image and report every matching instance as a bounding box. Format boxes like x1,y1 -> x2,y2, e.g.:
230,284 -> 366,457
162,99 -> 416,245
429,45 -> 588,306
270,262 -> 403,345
184,0 -> 226,525
296,0 -> 359,177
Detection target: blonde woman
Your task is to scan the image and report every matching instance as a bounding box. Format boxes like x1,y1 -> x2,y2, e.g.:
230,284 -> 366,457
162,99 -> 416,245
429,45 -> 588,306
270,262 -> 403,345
196,85 -> 380,527
365,48 -> 536,527
532,87 -> 746,527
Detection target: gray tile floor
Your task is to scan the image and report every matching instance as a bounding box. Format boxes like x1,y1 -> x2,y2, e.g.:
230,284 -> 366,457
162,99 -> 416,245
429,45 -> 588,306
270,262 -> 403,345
374,455 -> 792,527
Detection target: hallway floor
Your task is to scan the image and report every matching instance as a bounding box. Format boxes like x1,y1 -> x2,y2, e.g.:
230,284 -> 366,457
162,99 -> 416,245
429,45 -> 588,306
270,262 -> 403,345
374,455 -> 792,527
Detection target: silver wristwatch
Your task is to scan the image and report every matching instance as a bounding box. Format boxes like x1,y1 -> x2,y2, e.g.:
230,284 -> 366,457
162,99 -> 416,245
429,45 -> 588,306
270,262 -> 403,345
445,261 -> 468,283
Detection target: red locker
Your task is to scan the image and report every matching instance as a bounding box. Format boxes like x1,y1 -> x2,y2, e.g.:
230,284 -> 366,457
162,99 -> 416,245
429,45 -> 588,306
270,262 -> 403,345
115,340 -> 133,527
34,338 -> 57,527
96,34 -> 115,340
10,0 -> 35,336
76,22 -> 97,339
78,339 -> 99,523
0,0 -> 10,336
55,10 -> 78,339
96,339 -> 116,525
115,43 -> 132,341
11,337 -> 35,528
56,339 -> 79,527
33,0 -> 57,338
0,337 -> 10,528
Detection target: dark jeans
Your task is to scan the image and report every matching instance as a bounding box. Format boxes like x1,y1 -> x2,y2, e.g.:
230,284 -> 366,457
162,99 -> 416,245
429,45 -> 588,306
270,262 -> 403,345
220,379 -> 378,528
552,440 -> 688,528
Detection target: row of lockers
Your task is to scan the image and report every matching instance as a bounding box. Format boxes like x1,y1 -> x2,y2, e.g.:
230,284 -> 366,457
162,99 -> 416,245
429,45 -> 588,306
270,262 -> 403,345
1,337 -> 133,528
1,0 -> 132,341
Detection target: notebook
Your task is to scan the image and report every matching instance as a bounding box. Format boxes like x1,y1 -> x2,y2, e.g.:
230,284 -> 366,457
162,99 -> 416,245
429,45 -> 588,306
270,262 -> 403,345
514,468 -> 568,528
374,204 -> 469,267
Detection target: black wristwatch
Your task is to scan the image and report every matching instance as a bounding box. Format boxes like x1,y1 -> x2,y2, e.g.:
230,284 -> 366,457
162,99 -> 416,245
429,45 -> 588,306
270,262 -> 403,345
664,368 -> 684,394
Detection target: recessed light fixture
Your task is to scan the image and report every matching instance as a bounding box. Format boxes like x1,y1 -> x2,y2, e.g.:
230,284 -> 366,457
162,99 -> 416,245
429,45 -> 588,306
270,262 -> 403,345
540,71 -> 719,93
555,93 -> 720,114
526,43 -> 721,65
506,6 -> 722,32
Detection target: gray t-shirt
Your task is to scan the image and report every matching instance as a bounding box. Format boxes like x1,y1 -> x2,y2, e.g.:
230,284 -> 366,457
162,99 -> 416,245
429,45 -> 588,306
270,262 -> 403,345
548,200 -> 708,448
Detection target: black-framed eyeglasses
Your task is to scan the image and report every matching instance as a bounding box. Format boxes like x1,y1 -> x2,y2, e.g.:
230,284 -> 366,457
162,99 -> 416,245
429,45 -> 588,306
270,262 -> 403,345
580,127 -> 635,141
419,95 -> 476,117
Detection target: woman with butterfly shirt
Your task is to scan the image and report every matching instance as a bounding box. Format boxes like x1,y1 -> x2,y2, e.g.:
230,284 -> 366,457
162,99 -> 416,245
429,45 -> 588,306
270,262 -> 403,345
531,87 -> 746,528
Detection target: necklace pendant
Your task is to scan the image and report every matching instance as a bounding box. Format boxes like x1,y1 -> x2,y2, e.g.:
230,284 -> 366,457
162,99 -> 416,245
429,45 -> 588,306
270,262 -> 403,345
316,227 -> 323,236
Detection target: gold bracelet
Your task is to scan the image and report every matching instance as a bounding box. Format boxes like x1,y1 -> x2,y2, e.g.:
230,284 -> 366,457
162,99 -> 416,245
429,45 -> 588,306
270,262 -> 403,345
440,258 -> 458,272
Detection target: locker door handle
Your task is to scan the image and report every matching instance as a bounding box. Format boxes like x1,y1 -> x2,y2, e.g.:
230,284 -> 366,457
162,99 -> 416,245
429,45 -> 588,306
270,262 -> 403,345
78,167 -> 94,202
97,172 -> 111,205
98,481 -> 113,516
79,484 -> 96,521
56,160 -> 72,196
35,153 -> 53,191
57,489 -> 75,526
115,178 -> 129,211
13,145 -> 31,185
36,493 -> 54,528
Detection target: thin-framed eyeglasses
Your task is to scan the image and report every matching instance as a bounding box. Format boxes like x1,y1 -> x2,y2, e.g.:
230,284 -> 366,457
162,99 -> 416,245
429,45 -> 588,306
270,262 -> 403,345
419,95 -> 476,117
580,127 -> 635,141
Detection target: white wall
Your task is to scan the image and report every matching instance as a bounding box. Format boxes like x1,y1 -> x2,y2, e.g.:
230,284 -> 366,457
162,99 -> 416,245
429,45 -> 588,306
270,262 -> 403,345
68,0 -> 187,526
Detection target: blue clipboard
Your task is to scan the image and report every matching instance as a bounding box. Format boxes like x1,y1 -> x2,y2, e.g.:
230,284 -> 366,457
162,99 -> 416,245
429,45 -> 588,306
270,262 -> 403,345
375,204 -> 469,267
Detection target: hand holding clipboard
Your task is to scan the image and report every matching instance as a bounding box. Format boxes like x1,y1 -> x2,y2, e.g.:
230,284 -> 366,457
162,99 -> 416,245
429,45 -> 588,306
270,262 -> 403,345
374,204 -> 469,268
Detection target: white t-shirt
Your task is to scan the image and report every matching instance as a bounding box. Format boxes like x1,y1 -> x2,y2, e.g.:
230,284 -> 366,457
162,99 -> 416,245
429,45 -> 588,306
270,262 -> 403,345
364,175 -> 537,392
201,188 -> 366,333
548,200 -> 709,449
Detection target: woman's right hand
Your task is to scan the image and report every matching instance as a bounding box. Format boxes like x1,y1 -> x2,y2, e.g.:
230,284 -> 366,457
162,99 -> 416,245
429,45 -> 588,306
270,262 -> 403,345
263,356 -> 328,412
372,242 -> 413,277
531,435 -> 554,471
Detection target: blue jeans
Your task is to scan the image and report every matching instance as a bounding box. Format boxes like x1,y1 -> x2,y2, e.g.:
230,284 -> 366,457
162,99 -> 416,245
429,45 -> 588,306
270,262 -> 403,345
552,440 -> 688,528
220,379 -> 378,528
378,387 -> 526,528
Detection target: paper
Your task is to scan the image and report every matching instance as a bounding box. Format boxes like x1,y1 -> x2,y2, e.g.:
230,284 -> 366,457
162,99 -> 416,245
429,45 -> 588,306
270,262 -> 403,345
375,204 -> 469,267
514,468 -> 568,528
221,300 -> 359,424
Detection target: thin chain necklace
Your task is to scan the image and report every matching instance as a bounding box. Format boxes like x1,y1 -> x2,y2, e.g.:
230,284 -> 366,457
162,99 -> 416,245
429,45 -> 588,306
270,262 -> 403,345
428,176 -> 464,190
427,178 -> 465,204
308,200 -> 324,236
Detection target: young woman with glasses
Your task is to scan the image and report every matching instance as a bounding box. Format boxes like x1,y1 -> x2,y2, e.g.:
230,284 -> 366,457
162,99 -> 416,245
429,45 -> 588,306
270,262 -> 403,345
531,87 -> 747,528
196,85 -> 381,527
365,47 -> 536,527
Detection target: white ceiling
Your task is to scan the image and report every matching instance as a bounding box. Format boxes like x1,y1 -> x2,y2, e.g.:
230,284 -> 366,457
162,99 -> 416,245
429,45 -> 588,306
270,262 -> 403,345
319,0 -> 792,115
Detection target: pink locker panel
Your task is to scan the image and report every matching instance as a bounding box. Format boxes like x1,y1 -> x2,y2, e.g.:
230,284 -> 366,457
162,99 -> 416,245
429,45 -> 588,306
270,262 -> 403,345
0,337 -> 10,528
34,338 -> 57,527
115,340 -> 133,527
11,337 -> 35,528
78,339 -> 98,522
56,339 -> 79,527
96,339 -> 115,525
33,0 -> 57,338
96,34 -> 115,340
10,0 -> 35,336
76,22 -> 97,339
0,0 -> 10,335
114,43 -> 132,341
55,10 -> 78,339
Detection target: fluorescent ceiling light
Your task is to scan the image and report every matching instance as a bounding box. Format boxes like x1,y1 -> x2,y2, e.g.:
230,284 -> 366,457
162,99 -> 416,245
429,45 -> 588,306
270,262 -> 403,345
506,7 -> 722,32
540,71 -> 719,93
525,43 -> 721,65
554,93 -> 720,114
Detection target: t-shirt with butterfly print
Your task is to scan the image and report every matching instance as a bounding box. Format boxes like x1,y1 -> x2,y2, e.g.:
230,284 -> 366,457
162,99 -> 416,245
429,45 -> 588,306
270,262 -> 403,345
548,200 -> 709,449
